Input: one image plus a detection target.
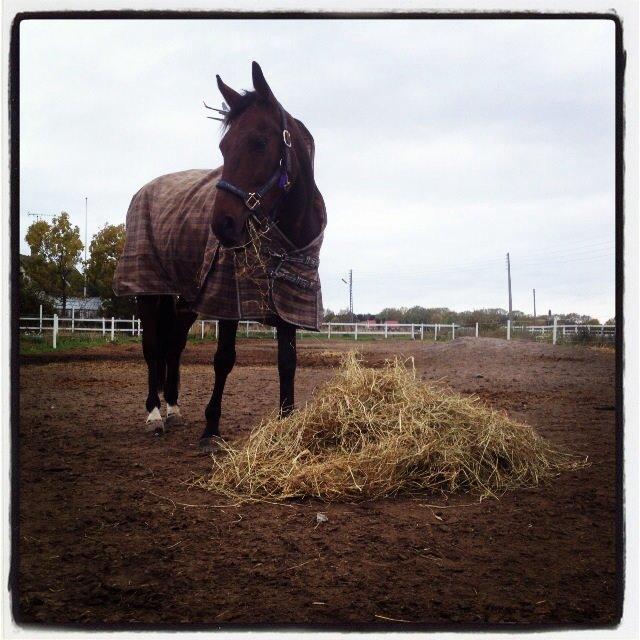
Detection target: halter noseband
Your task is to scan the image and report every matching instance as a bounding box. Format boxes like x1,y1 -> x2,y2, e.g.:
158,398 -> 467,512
216,105 -> 293,220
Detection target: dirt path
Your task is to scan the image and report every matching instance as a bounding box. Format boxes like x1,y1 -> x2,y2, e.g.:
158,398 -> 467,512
16,338 -> 619,626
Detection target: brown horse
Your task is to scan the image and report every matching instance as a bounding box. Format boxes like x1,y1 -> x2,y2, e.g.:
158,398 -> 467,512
115,62 -> 325,450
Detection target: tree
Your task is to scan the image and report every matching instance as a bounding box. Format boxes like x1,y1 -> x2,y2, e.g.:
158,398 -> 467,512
19,261 -> 55,316
24,212 -> 83,313
86,223 -> 135,317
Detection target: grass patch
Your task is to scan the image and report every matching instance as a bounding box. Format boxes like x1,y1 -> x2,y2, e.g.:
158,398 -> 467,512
20,332 -> 141,354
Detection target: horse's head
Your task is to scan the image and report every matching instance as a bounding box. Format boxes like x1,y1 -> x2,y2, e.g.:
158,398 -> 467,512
212,62 -> 306,248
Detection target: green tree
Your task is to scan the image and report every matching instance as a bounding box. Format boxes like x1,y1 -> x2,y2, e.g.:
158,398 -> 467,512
18,262 -> 55,316
86,223 -> 135,317
24,212 -> 83,313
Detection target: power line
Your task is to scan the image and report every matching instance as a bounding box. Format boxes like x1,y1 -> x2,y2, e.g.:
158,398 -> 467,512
27,211 -> 56,222
352,239 -> 615,281
346,249 -> 613,283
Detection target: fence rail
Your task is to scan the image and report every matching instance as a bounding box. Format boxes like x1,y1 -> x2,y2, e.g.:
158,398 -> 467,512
19,307 -> 615,350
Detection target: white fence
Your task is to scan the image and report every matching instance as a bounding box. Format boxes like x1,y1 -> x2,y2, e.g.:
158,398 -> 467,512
20,307 -> 615,350
20,311 -> 459,349
507,318 -> 615,344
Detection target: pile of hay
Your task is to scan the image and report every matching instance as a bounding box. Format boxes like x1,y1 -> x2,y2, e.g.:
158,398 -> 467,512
194,353 -> 584,502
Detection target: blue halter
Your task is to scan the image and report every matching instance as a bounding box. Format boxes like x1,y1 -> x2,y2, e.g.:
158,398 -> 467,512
216,105 -> 293,221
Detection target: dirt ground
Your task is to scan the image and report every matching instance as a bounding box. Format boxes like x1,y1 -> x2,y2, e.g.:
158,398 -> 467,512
16,337 -> 620,628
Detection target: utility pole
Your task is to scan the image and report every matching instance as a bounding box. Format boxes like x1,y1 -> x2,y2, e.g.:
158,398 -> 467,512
341,269 -> 354,322
506,252 -> 512,321
533,288 -> 536,325
83,197 -> 88,298
349,269 -> 353,321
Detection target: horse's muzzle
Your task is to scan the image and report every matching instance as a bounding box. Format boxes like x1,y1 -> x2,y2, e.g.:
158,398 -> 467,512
214,214 -> 245,248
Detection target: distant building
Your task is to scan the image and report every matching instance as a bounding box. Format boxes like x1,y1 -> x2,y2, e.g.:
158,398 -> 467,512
364,319 -> 400,326
53,297 -> 102,318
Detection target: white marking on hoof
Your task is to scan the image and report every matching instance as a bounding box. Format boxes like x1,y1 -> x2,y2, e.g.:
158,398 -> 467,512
145,407 -> 164,433
167,404 -> 181,418
165,404 -> 183,429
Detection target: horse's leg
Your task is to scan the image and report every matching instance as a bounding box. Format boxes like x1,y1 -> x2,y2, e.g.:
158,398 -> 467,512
163,298 -> 197,429
137,295 -> 165,433
200,319 -> 239,451
276,320 -> 297,417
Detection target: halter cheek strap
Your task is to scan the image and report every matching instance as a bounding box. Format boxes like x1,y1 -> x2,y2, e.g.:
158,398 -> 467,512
216,105 -> 293,220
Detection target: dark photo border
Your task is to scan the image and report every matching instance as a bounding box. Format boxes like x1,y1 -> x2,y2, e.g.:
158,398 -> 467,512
8,9 -> 626,633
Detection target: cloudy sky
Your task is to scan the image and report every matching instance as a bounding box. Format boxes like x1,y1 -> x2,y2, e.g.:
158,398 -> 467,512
19,18 -> 616,321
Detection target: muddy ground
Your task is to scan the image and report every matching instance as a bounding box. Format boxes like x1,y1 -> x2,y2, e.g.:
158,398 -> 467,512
16,337 -> 620,628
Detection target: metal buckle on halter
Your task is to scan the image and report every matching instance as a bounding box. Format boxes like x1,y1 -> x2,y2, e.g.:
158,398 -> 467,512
245,193 -> 261,210
283,130 -> 292,147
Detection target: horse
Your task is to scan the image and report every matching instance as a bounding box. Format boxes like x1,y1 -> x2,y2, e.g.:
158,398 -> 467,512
113,62 -> 326,451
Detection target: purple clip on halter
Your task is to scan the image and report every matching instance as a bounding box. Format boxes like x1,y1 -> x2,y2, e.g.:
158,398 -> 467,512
279,170 -> 291,191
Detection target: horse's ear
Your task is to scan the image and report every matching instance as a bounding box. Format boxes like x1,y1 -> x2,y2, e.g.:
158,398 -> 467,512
252,61 -> 276,101
216,74 -> 242,109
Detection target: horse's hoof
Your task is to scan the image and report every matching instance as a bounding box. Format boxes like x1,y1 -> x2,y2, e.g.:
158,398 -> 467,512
198,436 -> 225,454
165,414 -> 183,430
146,407 -> 164,434
145,420 -> 165,435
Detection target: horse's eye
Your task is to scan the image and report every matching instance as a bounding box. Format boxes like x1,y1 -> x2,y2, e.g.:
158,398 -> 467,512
248,136 -> 268,152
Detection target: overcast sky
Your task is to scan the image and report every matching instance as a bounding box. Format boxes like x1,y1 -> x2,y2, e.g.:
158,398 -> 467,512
19,18 -> 615,321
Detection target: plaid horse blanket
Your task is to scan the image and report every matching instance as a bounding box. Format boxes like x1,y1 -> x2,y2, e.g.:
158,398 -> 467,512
113,168 -> 325,330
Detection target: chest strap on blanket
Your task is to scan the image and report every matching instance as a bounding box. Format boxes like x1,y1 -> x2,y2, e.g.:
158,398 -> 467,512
267,267 -> 317,291
267,249 -> 319,269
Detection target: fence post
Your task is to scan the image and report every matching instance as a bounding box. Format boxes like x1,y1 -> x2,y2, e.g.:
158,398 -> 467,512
507,319 -> 511,341
420,324 -> 424,340
411,323 -> 415,340
328,322 -> 332,340
111,317 -> 115,341
434,324 -> 438,341
451,323 -> 455,340
71,307 -> 75,333
384,323 -> 388,339
102,317 -> 105,335
475,322 -> 479,338
52,314 -> 58,349
138,318 -> 141,335
215,320 -> 219,340
562,325 -> 566,338
132,315 -> 136,336
552,317 -> 558,345
201,320 -> 205,339
354,323 -> 358,341
39,305 -> 43,333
